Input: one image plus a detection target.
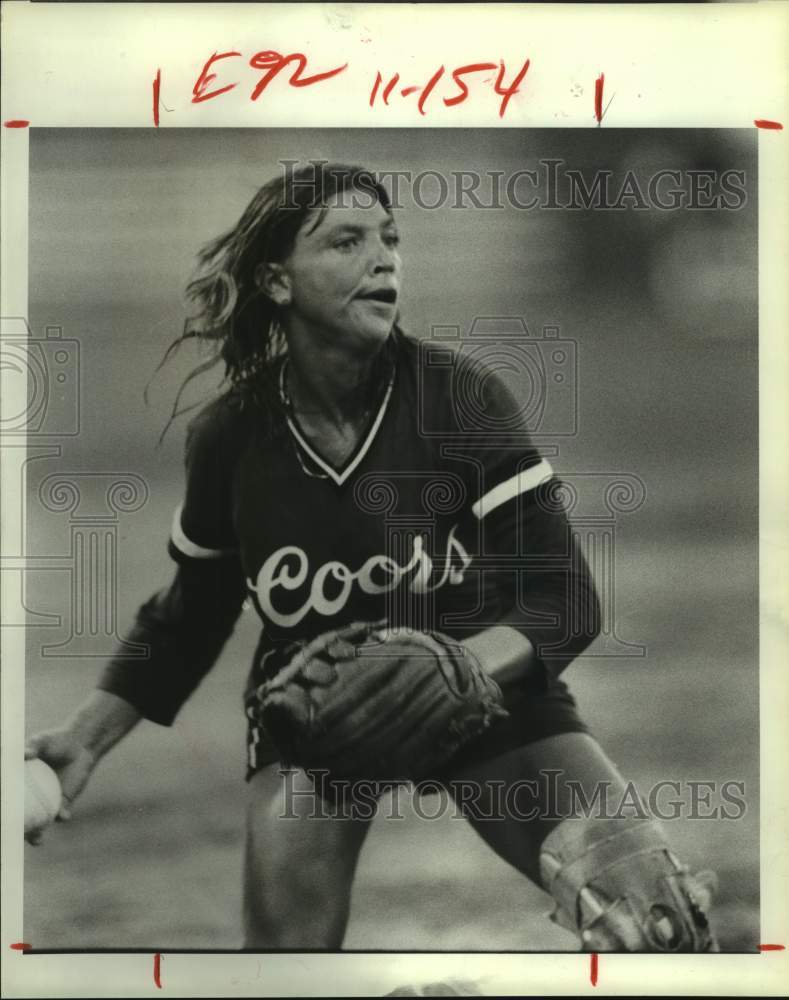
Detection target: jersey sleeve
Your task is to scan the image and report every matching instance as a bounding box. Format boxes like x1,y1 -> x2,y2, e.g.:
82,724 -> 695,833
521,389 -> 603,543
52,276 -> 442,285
97,394 -> 249,725
444,350 -> 601,682
168,395 -> 242,562
96,558 -> 247,725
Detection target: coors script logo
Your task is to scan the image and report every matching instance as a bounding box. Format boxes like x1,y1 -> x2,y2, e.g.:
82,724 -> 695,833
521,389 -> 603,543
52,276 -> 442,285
247,525 -> 472,628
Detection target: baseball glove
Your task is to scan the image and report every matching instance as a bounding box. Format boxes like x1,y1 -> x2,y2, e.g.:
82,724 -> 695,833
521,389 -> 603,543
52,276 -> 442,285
254,621 -> 509,785
539,816 -> 719,952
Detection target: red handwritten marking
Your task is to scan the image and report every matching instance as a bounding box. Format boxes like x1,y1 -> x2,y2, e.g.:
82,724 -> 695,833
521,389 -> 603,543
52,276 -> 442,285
369,72 -> 382,106
383,73 -> 400,104
494,59 -> 530,118
153,952 -> 162,988
594,73 -> 605,124
590,952 -> 599,986
371,72 -> 401,106
445,62 -> 497,107
418,66 -> 446,116
4,120 -> 30,128
249,51 -> 347,101
193,51 -> 242,103
369,59 -> 529,117
754,119 -> 783,130
153,69 -> 161,127
10,942 -> 31,951
759,943 -> 786,951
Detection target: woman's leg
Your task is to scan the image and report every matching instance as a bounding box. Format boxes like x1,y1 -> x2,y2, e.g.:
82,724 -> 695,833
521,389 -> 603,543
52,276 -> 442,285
242,764 -> 376,948
441,732 -> 716,951
442,732 -> 628,885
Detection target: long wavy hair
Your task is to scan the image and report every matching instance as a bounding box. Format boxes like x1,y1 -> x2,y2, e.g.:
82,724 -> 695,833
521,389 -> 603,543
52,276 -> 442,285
153,161 -> 396,440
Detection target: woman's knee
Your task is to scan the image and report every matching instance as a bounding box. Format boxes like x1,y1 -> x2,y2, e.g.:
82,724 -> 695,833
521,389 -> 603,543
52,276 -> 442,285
242,765 -> 372,947
243,860 -> 352,948
444,737 -> 718,952
440,733 -> 631,885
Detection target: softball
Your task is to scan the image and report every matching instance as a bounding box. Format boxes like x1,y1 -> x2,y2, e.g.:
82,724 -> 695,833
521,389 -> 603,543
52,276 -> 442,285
24,758 -> 62,837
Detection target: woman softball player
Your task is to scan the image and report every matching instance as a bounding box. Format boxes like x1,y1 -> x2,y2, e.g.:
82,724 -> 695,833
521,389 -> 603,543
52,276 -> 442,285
26,162 -> 717,952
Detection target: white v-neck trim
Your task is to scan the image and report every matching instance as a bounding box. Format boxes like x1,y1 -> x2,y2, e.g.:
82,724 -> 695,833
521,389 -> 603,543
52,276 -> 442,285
279,360 -> 396,487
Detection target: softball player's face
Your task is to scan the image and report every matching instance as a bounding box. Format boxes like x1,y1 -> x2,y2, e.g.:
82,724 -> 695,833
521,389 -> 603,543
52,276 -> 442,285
279,197 -> 401,351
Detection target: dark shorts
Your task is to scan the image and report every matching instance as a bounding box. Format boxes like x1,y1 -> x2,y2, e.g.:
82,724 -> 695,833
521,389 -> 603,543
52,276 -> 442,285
244,677 -> 589,784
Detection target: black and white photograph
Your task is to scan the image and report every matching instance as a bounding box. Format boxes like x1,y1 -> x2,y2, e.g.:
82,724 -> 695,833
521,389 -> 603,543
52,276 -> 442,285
1,3 -> 787,996
17,128 -> 758,960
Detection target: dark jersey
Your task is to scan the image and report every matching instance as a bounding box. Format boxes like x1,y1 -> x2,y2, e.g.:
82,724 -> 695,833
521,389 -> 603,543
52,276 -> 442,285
99,330 -> 598,761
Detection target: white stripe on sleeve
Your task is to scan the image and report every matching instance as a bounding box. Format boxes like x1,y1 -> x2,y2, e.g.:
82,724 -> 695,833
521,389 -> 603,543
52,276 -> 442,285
169,503 -> 236,559
471,458 -> 555,520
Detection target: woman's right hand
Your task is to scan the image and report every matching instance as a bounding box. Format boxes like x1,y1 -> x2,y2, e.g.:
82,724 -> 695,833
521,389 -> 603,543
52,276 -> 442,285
24,729 -> 97,843
24,691 -> 141,844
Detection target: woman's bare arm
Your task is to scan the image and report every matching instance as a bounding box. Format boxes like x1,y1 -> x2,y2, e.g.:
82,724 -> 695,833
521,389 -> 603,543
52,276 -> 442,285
65,689 -> 142,759
25,691 -> 141,836
462,626 -> 539,688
